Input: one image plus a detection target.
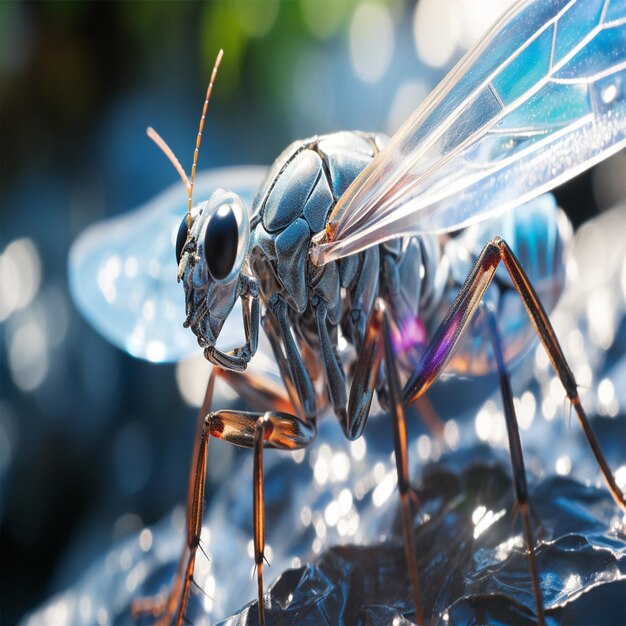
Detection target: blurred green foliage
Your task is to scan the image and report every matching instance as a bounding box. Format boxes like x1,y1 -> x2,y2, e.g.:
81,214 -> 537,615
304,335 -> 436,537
1,0 -> 370,104
198,0 -> 363,100
1,0 -> 383,185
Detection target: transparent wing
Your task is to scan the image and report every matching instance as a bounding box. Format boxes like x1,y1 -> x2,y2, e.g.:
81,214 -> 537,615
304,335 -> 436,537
311,0 -> 626,266
68,166 -> 267,363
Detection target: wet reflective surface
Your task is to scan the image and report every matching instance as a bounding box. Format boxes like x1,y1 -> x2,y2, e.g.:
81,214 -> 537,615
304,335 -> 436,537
229,451 -> 626,626
23,411 -> 626,626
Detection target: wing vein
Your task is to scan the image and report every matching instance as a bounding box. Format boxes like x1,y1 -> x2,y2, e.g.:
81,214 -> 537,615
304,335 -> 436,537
312,0 -> 626,267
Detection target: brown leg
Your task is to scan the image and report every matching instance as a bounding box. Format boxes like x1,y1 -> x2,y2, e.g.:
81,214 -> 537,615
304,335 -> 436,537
345,236 -> 624,623
211,407 -> 316,623
485,307 -> 545,625
133,401 -> 316,626
253,415 -> 268,626
498,239 -> 625,510
346,299 -> 425,624
381,302 -> 425,626
132,370 -> 217,626
403,237 -> 625,511
169,384 -> 215,626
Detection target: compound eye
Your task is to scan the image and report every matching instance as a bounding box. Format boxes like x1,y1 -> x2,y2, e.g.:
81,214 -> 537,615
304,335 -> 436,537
175,215 -> 189,265
204,204 -> 239,281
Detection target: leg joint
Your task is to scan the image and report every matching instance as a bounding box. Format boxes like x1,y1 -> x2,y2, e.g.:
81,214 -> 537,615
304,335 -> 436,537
255,412 -> 273,438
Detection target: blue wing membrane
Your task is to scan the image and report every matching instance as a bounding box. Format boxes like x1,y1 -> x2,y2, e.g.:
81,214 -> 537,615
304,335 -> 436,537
69,167 -> 266,362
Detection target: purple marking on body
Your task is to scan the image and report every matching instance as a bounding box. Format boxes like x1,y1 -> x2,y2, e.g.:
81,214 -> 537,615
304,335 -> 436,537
392,315 -> 427,356
430,311 -> 463,374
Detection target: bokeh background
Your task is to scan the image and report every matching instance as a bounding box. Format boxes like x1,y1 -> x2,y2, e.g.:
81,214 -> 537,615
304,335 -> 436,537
1,1 -> 625,624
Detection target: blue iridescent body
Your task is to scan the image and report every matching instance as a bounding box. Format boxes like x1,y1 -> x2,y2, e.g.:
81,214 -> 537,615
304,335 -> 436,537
251,132 -> 568,380
178,130 -> 568,427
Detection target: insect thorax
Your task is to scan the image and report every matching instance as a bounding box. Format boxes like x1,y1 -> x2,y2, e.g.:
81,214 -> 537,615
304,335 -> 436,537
247,131 -> 444,356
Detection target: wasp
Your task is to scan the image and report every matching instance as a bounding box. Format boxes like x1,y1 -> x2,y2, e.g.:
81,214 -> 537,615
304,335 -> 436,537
119,1 -> 626,624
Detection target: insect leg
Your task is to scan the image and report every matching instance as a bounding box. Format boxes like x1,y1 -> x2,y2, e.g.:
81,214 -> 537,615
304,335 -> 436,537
241,274 -> 260,357
403,237 -> 625,510
345,298 -> 382,440
268,293 -> 317,419
210,408 -> 316,449
132,370 -> 217,626
344,267 -> 444,443
132,369 -> 315,626
345,246 -> 379,349
497,238 -> 625,510
344,299 -> 424,623
263,312 -> 305,418
313,296 -> 347,421
186,406 -> 318,626
484,305 -> 545,626
253,415 -> 267,626
212,408 -> 317,625
381,301 -> 425,626
382,249 -> 445,441
205,278 -> 260,371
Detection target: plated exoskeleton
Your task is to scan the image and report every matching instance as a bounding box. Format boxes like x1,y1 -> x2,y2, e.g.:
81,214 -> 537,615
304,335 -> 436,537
73,1 -> 626,625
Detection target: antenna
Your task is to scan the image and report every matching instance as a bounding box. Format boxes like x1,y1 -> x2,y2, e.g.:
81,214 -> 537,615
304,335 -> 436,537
146,126 -> 191,193
188,49 -> 224,233
145,49 -> 224,234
